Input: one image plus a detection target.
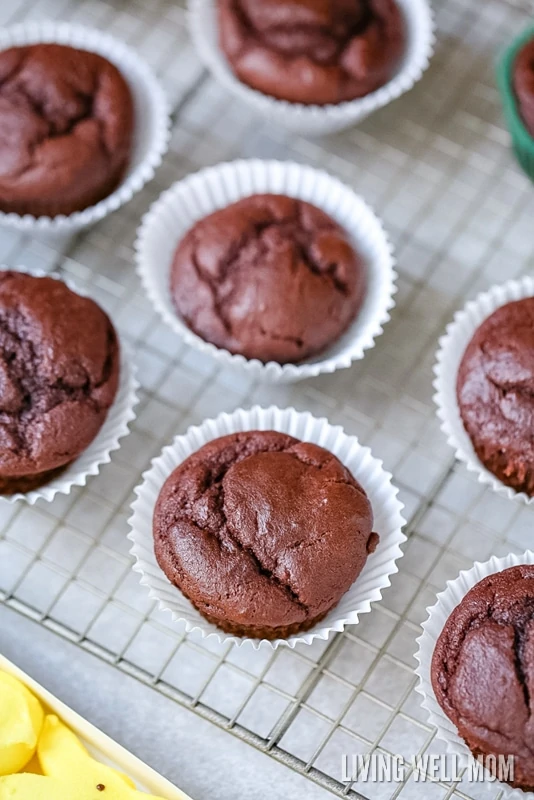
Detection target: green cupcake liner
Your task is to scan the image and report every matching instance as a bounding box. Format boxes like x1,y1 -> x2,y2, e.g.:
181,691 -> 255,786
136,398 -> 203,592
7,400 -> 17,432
497,24 -> 534,181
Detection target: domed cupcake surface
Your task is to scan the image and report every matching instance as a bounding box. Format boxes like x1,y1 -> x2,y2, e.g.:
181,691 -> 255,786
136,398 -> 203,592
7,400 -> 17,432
170,193 -> 366,364
153,430 -> 378,640
0,272 -> 120,493
457,297 -> 534,495
432,565 -> 534,791
217,0 -> 406,105
0,43 -> 134,217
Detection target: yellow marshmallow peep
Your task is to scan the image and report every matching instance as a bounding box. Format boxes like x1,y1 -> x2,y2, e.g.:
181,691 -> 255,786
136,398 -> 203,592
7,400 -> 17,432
0,715 -> 166,799
0,671 -> 44,775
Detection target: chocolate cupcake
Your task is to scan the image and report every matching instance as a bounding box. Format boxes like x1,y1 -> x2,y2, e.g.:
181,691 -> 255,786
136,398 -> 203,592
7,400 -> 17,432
0,43 -> 134,217
153,431 -> 378,640
217,0 -> 406,105
432,565 -> 534,791
513,37 -> 534,138
456,297 -> 534,496
170,193 -> 366,364
0,272 -> 120,494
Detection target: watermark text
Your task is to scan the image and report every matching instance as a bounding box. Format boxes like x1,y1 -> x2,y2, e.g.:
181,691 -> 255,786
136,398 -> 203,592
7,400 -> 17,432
341,753 -> 514,784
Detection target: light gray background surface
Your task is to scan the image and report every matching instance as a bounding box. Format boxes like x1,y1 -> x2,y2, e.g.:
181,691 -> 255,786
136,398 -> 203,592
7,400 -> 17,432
0,604 -> 327,800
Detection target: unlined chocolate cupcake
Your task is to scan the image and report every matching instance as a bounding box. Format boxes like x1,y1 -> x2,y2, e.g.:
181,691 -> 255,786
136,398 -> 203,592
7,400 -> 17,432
153,431 -> 378,640
0,271 -> 120,494
0,43 -> 134,217
170,193 -> 366,364
217,0 -> 406,105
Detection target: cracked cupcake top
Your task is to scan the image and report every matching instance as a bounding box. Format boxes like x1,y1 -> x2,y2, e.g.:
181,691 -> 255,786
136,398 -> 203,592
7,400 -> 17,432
457,298 -> 534,495
432,566 -> 534,791
217,0 -> 406,105
169,194 -> 366,364
0,272 -> 120,481
0,43 -> 134,217
153,431 -> 377,639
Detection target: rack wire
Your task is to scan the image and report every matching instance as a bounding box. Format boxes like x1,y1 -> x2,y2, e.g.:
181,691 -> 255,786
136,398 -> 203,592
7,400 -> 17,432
1,0 -> 534,797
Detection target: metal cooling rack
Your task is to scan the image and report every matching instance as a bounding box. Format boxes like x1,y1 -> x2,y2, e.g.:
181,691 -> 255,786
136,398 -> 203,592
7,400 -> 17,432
1,0 -> 534,797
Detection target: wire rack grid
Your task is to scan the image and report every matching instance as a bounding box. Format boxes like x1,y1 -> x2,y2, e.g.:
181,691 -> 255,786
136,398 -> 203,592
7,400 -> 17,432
1,0 -> 534,798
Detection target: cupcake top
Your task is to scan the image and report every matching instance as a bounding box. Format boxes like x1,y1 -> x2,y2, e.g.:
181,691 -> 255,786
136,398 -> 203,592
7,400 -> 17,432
432,565 -> 534,791
513,37 -> 534,137
0,43 -> 134,217
153,431 -> 377,640
217,0 -> 406,105
0,272 -> 120,489
170,193 -> 366,364
457,297 -> 534,496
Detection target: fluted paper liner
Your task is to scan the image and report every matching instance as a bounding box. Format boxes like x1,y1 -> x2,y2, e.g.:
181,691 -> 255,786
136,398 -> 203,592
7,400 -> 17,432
136,159 -> 396,384
0,22 -> 170,233
434,275 -> 534,505
128,406 -> 406,650
189,0 -> 434,135
415,550 -> 534,799
1,266 -> 139,504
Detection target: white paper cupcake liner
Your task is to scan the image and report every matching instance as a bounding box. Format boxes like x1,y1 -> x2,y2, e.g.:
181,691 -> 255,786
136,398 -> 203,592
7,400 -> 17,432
136,158 -> 396,384
0,22 -> 170,234
0,266 -> 139,505
434,276 -> 534,505
415,550 -> 534,799
128,405 -> 406,650
188,0 -> 434,136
